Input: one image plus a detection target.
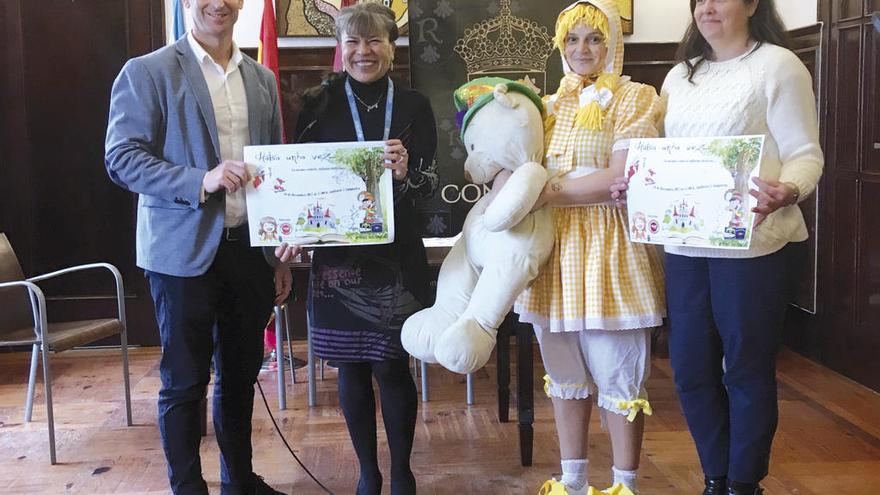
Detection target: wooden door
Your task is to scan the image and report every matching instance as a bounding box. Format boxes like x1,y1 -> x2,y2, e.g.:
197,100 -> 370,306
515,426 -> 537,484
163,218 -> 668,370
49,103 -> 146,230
818,0 -> 880,390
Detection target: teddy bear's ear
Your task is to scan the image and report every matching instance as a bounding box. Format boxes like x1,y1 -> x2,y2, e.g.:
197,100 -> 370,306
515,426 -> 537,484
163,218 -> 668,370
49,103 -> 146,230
492,84 -> 519,109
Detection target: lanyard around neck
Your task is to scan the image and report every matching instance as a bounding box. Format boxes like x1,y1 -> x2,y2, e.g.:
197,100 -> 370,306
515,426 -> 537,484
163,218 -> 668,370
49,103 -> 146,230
345,77 -> 394,142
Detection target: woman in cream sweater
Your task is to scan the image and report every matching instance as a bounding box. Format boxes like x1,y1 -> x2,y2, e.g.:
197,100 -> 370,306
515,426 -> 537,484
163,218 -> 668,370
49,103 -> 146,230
612,1 -> 823,494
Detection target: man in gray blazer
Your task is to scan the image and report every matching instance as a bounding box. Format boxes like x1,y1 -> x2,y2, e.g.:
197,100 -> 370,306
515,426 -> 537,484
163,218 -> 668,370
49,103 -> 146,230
105,1 -> 297,493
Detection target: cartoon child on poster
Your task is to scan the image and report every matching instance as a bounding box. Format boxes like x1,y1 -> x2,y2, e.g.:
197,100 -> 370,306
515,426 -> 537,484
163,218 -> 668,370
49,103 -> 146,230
725,189 -> 745,229
359,191 -> 377,226
723,189 -> 748,240
258,216 -> 279,242
631,211 -> 648,241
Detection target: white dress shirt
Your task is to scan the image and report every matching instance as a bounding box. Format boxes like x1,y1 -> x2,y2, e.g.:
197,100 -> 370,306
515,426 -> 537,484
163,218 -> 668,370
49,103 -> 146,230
187,32 -> 250,228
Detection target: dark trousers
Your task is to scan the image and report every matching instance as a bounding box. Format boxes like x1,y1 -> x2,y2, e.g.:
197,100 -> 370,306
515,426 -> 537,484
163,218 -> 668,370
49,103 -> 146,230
146,238 -> 274,495
666,242 -> 805,485
337,359 -> 418,495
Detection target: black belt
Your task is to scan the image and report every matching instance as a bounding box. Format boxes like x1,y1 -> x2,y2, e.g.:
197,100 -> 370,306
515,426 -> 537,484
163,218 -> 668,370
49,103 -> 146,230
222,224 -> 248,242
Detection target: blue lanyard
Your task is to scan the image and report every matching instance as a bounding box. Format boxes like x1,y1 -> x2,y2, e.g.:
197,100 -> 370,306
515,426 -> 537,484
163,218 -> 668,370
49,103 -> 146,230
345,77 -> 394,142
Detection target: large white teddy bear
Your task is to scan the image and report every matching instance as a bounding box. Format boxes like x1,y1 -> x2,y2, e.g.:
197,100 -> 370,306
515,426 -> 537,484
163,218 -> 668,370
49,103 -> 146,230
401,77 -> 555,374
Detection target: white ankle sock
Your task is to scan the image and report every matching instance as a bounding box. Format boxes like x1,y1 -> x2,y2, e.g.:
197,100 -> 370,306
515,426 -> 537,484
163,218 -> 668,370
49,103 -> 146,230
560,458 -> 588,490
612,466 -> 638,493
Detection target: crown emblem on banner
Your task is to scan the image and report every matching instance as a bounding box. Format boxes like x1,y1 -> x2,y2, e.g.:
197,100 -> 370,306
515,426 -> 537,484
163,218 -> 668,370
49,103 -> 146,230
454,0 -> 555,76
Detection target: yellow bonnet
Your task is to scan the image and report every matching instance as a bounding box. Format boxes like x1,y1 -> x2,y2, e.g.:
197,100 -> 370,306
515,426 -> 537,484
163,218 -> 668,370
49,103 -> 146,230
547,0 -> 626,132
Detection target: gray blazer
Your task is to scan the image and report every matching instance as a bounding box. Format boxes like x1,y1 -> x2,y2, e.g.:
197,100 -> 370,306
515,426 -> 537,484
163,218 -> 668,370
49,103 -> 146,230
105,37 -> 283,277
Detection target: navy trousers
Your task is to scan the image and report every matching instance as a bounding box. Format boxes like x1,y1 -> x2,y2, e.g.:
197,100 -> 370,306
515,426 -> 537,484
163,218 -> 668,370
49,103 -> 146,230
147,236 -> 274,495
666,242 -> 805,484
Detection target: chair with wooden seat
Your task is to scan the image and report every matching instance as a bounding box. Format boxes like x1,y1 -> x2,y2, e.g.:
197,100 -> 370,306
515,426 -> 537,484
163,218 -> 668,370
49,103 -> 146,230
0,233 -> 132,464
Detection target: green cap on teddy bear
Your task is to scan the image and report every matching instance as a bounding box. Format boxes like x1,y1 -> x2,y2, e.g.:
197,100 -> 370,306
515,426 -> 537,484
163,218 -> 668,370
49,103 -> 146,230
454,77 -> 545,140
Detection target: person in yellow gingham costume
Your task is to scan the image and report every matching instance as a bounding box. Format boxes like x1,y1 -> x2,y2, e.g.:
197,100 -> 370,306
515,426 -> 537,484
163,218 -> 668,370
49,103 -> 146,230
515,2 -> 665,495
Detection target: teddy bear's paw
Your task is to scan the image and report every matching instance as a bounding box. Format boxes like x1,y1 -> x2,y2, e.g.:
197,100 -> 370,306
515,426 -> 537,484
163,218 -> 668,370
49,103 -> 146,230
401,307 -> 456,363
434,318 -> 498,374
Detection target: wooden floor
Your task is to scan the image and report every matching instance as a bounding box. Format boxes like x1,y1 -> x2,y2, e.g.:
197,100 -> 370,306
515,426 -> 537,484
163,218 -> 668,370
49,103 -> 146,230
1,345 -> 878,495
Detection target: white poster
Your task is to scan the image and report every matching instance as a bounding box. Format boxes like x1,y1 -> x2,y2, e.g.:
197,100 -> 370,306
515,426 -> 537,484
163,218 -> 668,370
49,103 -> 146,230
244,141 -> 395,247
625,135 -> 765,249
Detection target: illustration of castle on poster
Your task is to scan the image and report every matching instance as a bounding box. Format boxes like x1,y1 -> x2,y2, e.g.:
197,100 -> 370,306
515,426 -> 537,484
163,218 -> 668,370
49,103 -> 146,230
625,136 -> 765,250
244,141 -> 395,247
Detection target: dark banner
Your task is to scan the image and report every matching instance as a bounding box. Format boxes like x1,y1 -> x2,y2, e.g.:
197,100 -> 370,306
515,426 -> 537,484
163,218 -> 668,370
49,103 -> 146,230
408,0 -> 573,237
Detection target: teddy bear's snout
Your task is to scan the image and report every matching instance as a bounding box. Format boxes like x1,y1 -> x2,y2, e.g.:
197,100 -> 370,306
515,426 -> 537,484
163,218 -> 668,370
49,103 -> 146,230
464,151 -> 502,185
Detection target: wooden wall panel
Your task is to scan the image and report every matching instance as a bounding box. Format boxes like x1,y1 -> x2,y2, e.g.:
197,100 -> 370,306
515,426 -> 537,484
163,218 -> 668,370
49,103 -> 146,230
0,0 -> 34,275
864,26 -> 880,173
795,0 -> 880,391
857,181 -> 880,324
622,43 -> 678,91
0,0 -> 165,346
790,25 -> 823,94
854,16 -> 880,387
827,177 -> 859,357
20,0 -> 131,295
835,0 -> 867,20
833,26 -> 862,171
853,179 -> 880,387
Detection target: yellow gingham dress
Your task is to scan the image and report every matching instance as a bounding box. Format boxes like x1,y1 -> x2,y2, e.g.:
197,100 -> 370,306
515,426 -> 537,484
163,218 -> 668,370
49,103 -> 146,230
515,77 -> 666,332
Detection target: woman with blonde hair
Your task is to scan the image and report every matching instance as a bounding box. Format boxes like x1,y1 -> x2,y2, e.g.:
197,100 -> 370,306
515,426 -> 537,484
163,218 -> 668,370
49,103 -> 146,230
515,1 -> 666,494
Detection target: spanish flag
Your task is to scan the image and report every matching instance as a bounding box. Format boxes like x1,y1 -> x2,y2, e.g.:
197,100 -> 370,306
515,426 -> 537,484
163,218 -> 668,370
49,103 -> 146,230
259,0 -> 285,356
258,0 -> 283,139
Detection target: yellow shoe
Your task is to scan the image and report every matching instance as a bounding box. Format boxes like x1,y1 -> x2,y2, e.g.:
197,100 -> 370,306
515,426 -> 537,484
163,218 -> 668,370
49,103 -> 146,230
591,483 -> 635,495
539,479 -> 635,495
539,478 -> 587,495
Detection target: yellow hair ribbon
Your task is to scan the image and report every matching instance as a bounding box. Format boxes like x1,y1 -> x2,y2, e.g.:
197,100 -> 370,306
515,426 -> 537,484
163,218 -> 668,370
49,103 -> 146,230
574,72 -> 619,131
575,101 -> 604,131
616,399 -> 653,423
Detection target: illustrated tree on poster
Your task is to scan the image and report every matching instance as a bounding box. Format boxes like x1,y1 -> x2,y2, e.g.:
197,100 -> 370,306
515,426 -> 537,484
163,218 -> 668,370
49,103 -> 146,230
708,137 -> 763,195
330,147 -> 386,223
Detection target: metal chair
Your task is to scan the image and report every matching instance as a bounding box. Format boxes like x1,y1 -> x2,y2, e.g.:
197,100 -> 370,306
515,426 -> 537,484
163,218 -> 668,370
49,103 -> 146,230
271,303 -> 297,410
0,233 -> 132,464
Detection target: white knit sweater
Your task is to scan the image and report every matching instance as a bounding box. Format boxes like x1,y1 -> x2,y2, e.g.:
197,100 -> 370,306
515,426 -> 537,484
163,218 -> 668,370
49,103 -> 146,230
661,43 -> 824,259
